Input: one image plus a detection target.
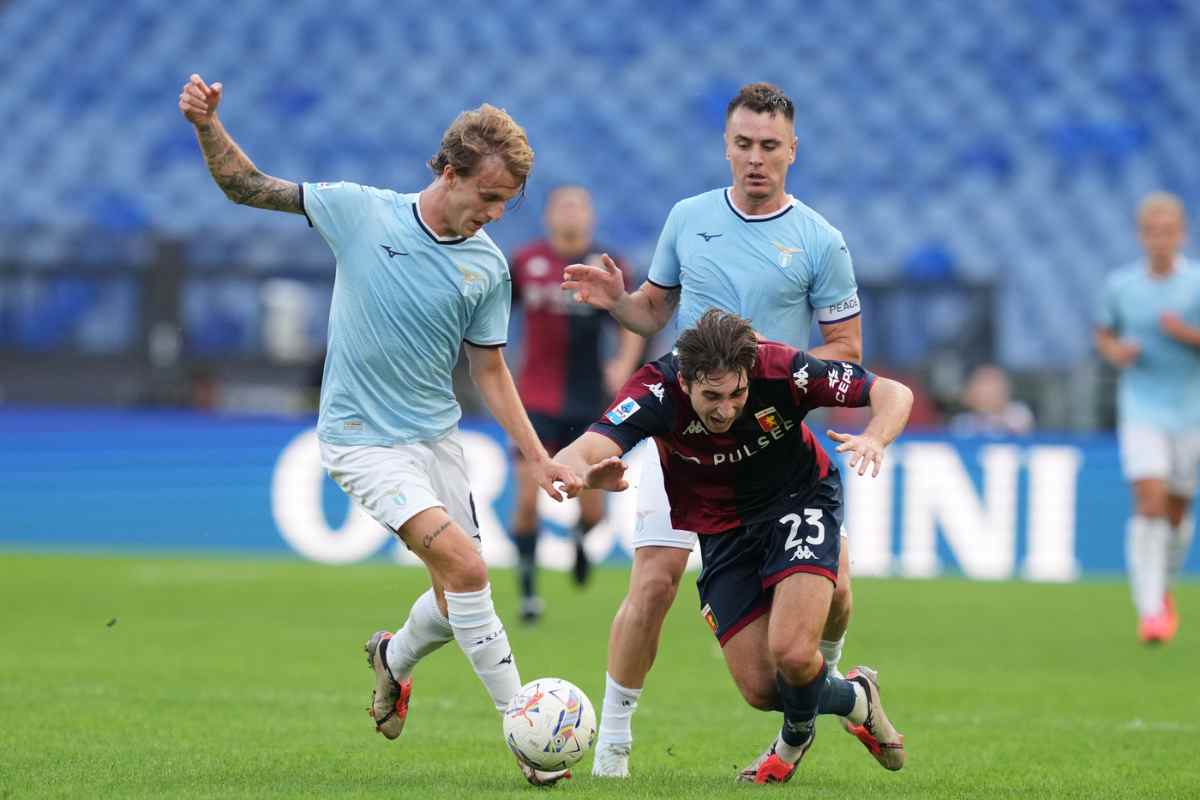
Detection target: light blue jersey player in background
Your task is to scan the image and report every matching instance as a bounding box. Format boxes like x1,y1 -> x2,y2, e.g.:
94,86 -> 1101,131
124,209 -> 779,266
564,82 -> 869,778
1096,192 -> 1200,646
179,73 -> 581,786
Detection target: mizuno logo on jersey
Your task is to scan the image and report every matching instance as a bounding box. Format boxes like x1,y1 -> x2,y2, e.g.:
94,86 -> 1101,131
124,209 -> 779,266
683,420 -> 707,435
644,382 -> 665,402
606,397 -> 641,425
380,244 -> 409,258
793,364 -> 809,394
696,232 -> 723,242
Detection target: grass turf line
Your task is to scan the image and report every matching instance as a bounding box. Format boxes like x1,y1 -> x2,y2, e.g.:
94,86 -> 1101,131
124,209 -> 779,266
0,553 -> 1197,798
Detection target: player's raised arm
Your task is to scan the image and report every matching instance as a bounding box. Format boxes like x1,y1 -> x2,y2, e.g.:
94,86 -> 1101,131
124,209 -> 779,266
827,376 -> 913,477
554,433 -> 629,492
178,73 -> 303,214
562,256 -> 679,337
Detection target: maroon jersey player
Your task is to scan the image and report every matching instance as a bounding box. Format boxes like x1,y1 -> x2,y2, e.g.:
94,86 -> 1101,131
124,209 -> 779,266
554,310 -> 913,783
509,186 -> 643,621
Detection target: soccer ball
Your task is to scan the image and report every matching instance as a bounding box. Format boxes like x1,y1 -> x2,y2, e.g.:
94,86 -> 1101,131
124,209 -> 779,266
502,677 -> 597,771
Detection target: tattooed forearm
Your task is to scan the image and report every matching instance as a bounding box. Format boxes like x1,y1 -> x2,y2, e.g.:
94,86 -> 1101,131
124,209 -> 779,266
194,121 -> 303,214
422,520 -> 453,549
664,287 -> 681,313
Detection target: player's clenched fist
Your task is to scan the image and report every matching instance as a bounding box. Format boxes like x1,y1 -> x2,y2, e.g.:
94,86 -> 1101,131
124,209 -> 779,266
178,73 -> 223,125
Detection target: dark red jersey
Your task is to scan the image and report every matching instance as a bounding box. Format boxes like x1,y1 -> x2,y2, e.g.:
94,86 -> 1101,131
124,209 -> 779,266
511,240 -> 631,418
589,340 -> 876,534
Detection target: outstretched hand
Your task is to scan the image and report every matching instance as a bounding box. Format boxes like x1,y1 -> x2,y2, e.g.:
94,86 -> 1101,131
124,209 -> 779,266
585,456 -> 629,492
537,459 -> 584,502
179,73 -> 223,125
827,429 -> 886,477
562,253 -> 624,310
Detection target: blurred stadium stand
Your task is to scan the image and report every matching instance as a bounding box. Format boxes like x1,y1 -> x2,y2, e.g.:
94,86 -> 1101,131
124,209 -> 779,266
1,0 -> 1196,428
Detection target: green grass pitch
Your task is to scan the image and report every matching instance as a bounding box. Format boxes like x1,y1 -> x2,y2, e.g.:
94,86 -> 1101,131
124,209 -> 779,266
1,553 -> 1197,798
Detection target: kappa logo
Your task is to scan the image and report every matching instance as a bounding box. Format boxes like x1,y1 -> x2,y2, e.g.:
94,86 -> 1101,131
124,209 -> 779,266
644,382 -> 665,402
606,397 -> 641,425
683,420 -> 708,435
792,363 -> 809,394
772,241 -> 804,269
791,544 -> 817,561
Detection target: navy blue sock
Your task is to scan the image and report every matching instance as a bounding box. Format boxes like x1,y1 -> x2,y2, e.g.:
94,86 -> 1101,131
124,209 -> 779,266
514,532 -> 537,598
776,661 -> 828,746
817,672 -> 858,717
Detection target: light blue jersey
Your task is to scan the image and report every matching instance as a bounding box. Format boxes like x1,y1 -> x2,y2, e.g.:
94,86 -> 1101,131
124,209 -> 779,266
648,188 -> 859,347
303,181 -> 511,445
1097,258 -> 1200,430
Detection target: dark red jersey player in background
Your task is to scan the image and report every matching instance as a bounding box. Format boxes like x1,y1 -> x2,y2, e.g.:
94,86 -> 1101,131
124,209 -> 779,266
509,185 -> 643,621
554,310 -> 913,784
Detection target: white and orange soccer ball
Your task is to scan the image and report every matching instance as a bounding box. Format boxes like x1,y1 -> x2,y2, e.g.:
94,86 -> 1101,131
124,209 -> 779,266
502,677 -> 597,771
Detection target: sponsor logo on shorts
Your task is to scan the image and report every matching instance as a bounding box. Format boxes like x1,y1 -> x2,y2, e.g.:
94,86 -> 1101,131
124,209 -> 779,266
684,420 -> 707,435
606,397 -> 641,425
700,603 -> 718,633
791,545 -> 817,561
755,406 -> 782,433
392,490 -> 407,506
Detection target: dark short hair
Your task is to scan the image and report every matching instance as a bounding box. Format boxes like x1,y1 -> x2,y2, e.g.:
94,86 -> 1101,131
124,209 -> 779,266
726,82 -> 795,122
675,309 -> 758,385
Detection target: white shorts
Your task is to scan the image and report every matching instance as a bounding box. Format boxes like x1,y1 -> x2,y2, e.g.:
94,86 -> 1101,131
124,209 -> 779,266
1118,423 -> 1200,497
319,430 -> 481,550
632,438 -> 699,550
631,437 -> 851,551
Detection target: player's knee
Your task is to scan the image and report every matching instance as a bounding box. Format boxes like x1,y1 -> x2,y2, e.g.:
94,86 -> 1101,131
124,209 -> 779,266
442,550 -> 489,593
772,644 -> 823,686
630,570 -> 679,620
736,680 -> 780,712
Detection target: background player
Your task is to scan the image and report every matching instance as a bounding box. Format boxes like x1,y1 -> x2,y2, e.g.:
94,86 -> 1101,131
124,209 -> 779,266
554,310 -> 912,783
509,186 -> 643,622
562,82 -> 865,775
1095,191 -> 1200,644
179,73 -> 580,785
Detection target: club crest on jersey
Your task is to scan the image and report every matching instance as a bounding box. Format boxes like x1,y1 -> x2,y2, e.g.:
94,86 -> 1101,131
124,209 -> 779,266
683,420 -> 708,435
606,397 -> 641,425
793,364 -> 809,394
754,406 -> 782,432
772,241 -> 804,269
700,604 -> 718,633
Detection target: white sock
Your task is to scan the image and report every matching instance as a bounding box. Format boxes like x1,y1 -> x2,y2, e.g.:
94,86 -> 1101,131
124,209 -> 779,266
819,636 -> 845,679
596,673 -> 642,745
445,584 -> 521,713
386,588 -> 453,681
1127,516 -> 1169,619
1168,514 -> 1194,586
845,681 -> 868,725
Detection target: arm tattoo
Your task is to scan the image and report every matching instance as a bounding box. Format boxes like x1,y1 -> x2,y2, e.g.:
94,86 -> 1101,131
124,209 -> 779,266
421,520 -> 453,549
664,287 -> 681,314
194,122 -> 303,214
